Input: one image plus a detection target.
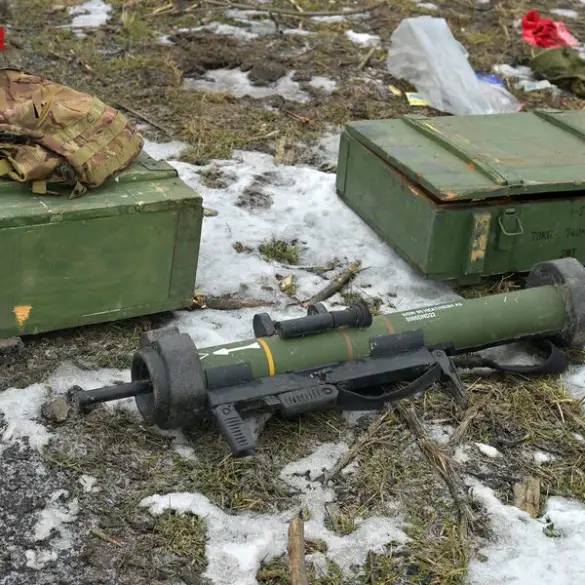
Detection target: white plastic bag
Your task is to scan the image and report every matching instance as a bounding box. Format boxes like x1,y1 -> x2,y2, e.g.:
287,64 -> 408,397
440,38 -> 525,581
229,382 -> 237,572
386,16 -> 521,116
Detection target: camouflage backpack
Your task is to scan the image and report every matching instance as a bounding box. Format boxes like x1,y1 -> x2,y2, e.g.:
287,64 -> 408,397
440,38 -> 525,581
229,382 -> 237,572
0,68 -> 144,198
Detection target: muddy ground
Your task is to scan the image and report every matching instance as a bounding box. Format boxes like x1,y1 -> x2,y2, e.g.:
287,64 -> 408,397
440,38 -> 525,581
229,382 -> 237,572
1,0 -> 585,584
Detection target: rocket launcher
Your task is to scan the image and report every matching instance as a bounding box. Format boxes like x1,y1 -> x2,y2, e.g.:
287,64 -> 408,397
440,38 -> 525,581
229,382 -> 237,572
69,258 -> 585,457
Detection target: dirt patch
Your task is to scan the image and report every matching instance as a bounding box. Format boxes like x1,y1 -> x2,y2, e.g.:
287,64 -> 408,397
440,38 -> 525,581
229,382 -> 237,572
0,314 -> 171,391
236,173 -> 276,209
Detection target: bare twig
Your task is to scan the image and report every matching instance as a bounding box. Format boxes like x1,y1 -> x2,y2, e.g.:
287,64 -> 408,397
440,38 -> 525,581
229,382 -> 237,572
450,396 -> 490,446
192,293 -> 274,310
397,403 -> 479,539
247,129 -> 280,142
301,261 -> 363,307
90,528 -> 123,546
286,0 -> 305,30
287,0 -> 304,13
114,102 -> 173,137
282,110 -> 311,124
288,515 -> 309,585
318,410 -> 393,483
357,46 -> 376,70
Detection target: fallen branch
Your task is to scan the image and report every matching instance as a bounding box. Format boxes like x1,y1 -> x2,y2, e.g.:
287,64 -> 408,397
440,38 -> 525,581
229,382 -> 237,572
192,293 -> 274,310
288,515 -> 309,585
167,0 -> 389,18
397,403 -> 479,539
301,261 -> 363,307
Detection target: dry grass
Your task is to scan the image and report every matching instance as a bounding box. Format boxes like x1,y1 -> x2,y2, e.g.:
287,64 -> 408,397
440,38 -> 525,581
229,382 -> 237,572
4,0 -> 585,583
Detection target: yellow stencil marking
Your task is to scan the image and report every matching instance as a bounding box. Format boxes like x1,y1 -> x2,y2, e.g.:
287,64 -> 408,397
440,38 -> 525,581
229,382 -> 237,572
13,305 -> 32,326
257,337 -> 276,376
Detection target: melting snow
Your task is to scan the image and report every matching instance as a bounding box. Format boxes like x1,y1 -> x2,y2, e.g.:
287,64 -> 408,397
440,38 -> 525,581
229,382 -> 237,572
68,0 -> 112,28
159,19 -> 310,45
167,148 -> 459,346
142,138 -> 189,161
533,450 -> 557,465
551,9 -> 579,18
345,30 -> 380,46
308,76 -> 338,93
140,442 -> 409,585
562,365 -> 585,404
453,444 -> 471,464
0,362 -> 132,452
79,475 -> 100,493
184,69 -> 311,103
191,21 -> 268,40
425,423 -> 454,445
26,489 -> 80,570
0,383 -> 50,451
475,443 -> 501,458
467,479 -> 585,585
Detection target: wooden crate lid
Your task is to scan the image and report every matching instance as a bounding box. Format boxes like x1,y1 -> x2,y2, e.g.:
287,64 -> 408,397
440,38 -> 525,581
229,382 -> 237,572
0,151 -> 201,228
344,110 -> 585,203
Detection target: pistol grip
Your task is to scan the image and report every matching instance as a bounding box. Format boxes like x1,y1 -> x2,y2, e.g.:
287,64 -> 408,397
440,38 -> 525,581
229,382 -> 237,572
212,403 -> 256,457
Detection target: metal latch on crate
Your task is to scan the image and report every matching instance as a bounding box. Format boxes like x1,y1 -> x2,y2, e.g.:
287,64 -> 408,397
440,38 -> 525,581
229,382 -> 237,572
497,208 -> 524,250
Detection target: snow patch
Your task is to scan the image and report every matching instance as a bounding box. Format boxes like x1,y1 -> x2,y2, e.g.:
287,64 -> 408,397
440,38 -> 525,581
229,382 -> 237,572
562,365 -> 585,404
142,138 -> 190,161
26,489 -> 80,570
533,450 -> 557,465
168,150 -> 459,347
467,479 -> 585,585
492,63 -> 560,94
0,362 -> 134,452
0,384 -> 50,451
425,423 -> 454,445
33,489 -> 79,541
345,30 -> 380,47
453,444 -> 471,464
475,443 -> 501,458
184,69 -> 311,103
79,475 -> 100,493
309,76 -> 338,93
551,8 -> 578,19
140,442 -> 409,585
159,20 -> 309,45
68,0 -> 112,28
417,2 -> 438,9
196,21 -> 265,40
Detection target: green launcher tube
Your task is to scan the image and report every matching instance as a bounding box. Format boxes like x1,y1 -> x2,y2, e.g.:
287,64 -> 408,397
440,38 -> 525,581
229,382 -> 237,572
70,258 -> 585,449
197,258 -> 585,380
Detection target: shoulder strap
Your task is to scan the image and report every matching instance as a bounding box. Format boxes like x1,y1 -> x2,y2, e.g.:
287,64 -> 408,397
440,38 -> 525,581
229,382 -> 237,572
453,339 -> 568,375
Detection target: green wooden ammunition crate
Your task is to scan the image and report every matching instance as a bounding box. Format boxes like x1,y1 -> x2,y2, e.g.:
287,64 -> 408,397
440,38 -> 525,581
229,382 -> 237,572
0,151 -> 203,339
336,109 -> 585,284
